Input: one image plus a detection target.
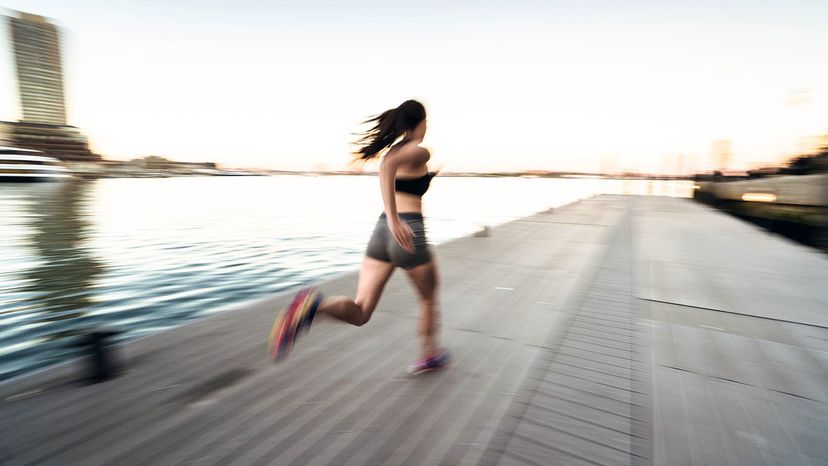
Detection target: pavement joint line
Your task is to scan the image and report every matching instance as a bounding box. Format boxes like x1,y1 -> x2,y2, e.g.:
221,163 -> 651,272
578,306 -> 636,318
490,335 -> 516,342
766,388 -> 823,403
558,343 -> 637,362
561,336 -> 642,355
565,329 -> 637,347
509,431 -> 605,466
534,384 -> 644,419
572,318 -> 639,333
553,350 -> 646,375
538,370 -> 646,395
500,448 -> 557,466
638,297 -> 828,330
547,356 -> 638,381
660,364 -> 826,403
537,379 -> 650,411
519,415 -> 648,458
524,396 -> 650,439
576,309 -> 636,320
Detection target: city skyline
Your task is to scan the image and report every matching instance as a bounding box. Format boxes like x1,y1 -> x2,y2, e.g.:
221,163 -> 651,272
1,1 -> 827,172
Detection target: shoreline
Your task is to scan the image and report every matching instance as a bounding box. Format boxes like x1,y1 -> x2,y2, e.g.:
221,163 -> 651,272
0,198 -> 569,392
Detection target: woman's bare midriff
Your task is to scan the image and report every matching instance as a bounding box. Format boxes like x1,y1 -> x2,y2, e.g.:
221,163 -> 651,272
394,191 -> 423,214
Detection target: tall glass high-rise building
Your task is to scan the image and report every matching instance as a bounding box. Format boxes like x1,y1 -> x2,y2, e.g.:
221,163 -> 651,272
2,11 -> 97,160
10,12 -> 68,125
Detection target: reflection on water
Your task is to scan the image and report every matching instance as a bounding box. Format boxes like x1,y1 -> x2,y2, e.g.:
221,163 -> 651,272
0,182 -> 105,379
0,176 -> 692,381
26,181 -> 102,324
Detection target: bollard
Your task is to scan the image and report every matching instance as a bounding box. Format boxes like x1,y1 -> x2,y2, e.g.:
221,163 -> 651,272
75,328 -> 120,383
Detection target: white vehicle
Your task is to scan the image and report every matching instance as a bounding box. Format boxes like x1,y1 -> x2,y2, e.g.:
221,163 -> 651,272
0,146 -> 71,181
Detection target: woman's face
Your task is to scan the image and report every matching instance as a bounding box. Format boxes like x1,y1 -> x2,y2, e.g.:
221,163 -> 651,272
413,119 -> 427,139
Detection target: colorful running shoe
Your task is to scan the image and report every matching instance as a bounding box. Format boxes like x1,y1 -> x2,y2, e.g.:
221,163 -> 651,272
269,288 -> 323,361
406,348 -> 451,375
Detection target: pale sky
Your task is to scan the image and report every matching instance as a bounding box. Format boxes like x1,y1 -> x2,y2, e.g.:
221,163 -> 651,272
1,0 -> 827,172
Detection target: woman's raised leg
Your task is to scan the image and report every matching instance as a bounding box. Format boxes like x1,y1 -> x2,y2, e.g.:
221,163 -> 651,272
316,256 -> 395,326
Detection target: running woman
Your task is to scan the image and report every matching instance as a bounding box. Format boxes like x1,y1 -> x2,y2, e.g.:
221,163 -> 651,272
269,99 -> 449,375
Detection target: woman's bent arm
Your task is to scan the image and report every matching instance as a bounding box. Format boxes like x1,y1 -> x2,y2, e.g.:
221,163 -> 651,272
379,155 -> 400,220
379,146 -> 428,253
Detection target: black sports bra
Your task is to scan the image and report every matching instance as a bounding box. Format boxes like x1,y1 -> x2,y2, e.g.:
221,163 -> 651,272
395,172 -> 436,197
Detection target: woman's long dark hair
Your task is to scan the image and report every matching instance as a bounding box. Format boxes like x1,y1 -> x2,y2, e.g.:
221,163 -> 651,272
353,100 -> 426,160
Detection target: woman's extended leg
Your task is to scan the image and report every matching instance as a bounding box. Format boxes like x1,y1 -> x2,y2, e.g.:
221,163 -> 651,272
404,259 -> 440,359
316,256 -> 395,326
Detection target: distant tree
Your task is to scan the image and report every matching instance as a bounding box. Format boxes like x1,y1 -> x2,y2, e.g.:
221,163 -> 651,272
783,134 -> 828,174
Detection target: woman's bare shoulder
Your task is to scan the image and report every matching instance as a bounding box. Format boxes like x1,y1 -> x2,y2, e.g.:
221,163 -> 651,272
387,142 -> 429,163
403,143 -> 430,160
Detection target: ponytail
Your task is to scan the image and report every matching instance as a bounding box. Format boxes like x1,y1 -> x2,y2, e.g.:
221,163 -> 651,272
353,100 -> 426,160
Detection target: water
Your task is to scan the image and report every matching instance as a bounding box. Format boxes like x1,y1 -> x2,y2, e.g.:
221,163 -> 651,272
0,175 -> 692,381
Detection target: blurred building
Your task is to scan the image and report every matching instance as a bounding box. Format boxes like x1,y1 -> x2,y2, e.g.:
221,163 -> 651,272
128,156 -> 217,170
711,139 -> 732,172
1,11 -> 98,160
11,12 -> 66,125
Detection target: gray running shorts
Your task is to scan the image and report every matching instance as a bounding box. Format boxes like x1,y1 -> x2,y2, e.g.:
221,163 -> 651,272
365,212 -> 432,269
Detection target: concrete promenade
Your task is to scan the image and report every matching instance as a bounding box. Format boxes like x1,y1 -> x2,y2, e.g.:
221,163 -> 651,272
1,195 -> 826,465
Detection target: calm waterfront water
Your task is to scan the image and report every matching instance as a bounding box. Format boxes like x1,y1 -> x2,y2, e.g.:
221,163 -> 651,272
0,175 -> 692,381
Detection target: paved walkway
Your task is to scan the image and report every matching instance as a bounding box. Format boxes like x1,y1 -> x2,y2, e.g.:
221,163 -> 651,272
1,195 -> 826,465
